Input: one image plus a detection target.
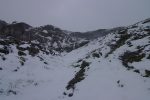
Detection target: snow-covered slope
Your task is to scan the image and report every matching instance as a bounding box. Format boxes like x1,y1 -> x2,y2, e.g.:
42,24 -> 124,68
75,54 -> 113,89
0,18 -> 150,100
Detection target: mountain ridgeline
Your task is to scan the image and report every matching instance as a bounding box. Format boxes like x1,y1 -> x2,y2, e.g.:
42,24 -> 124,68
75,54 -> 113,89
0,21 -> 90,56
0,20 -> 129,56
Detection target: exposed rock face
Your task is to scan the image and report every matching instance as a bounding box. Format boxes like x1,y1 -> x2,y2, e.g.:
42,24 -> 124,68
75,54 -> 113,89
0,20 -> 7,30
0,21 -> 89,56
0,22 -> 31,40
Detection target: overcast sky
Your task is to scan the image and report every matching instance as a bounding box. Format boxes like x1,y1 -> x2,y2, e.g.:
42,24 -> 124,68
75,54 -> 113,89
0,0 -> 150,32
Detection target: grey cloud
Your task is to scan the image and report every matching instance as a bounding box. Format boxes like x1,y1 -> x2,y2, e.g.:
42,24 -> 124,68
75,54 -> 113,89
0,0 -> 150,32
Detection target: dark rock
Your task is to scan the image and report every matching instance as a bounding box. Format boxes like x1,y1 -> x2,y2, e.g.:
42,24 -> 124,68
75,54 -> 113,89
144,70 -> 150,77
44,62 -> 48,64
63,92 -> 67,95
0,48 -> 9,54
68,93 -> 73,97
134,69 -> 140,73
120,51 -> 145,70
13,69 -> 18,72
92,52 -> 100,58
18,51 -> 26,56
147,54 -> 150,59
0,67 -> 3,70
8,90 -> 17,95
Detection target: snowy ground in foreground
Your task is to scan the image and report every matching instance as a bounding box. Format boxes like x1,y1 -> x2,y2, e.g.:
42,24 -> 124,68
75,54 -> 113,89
1,41 -> 150,100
